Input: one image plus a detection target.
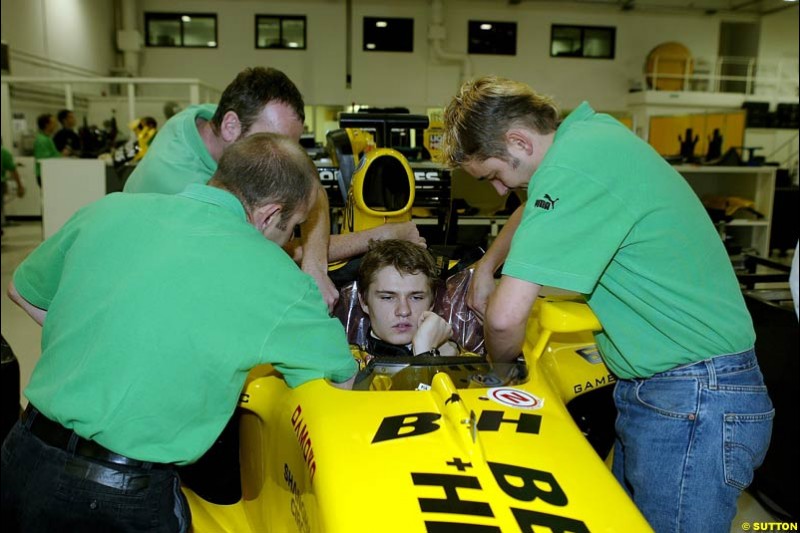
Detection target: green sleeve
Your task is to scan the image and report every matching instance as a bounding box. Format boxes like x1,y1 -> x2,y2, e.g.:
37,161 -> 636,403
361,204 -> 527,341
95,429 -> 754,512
262,282 -> 357,388
13,217 -> 82,309
503,166 -> 636,294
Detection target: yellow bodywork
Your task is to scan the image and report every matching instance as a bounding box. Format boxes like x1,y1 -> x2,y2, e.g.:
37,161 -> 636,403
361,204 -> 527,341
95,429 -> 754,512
185,297 -> 651,532
328,146 -> 416,272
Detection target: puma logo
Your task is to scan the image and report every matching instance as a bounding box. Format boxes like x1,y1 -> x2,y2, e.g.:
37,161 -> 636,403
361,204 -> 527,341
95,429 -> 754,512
534,193 -> 560,211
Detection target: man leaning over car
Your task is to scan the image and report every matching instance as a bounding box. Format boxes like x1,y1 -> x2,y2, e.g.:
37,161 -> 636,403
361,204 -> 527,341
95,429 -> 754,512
1,132 -> 357,533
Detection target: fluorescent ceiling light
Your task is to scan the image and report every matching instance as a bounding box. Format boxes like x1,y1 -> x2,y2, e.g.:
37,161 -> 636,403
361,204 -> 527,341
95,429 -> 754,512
366,43 -> 376,49
376,21 -> 388,27
480,23 -> 492,30
181,15 -> 191,22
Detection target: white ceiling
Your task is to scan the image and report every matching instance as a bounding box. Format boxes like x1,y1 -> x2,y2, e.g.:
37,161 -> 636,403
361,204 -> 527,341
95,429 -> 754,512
510,0 -> 799,16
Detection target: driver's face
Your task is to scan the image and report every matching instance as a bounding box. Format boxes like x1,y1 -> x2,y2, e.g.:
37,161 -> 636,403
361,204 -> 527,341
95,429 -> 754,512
360,266 -> 433,346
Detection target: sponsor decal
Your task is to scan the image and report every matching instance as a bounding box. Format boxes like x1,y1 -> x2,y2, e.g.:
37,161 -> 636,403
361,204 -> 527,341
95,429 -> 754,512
573,373 -> 617,394
413,170 -> 443,182
371,409 -> 542,444
290,405 -> 317,483
372,410 -> 589,531
284,464 -> 310,533
487,388 -> 545,410
533,193 -> 560,211
408,459 -> 589,532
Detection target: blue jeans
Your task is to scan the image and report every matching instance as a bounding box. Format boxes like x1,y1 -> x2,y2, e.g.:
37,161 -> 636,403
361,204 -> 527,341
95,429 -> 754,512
612,348 -> 774,533
1,420 -> 190,533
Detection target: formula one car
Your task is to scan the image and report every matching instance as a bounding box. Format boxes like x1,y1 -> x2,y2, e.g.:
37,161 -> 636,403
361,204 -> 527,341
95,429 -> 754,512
183,281 -> 651,532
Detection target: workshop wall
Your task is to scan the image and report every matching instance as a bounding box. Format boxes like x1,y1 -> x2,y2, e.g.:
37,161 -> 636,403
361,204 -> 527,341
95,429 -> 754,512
0,0 -> 115,78
1,0 -> 796,112
135,0 -> 779,111
759,8 -> 800,62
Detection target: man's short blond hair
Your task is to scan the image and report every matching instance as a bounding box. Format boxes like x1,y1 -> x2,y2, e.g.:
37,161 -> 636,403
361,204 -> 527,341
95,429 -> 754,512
442,76 -> 561,167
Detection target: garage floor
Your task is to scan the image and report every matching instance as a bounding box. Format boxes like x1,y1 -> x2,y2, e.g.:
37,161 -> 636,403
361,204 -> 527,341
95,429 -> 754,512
0,220 -> 782,530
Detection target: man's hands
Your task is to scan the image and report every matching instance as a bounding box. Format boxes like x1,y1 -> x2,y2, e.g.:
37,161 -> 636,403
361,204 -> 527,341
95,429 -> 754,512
303,262 -> 338,312
377,221 -> 426,248
301,186 -> 337,312
465,203 -> 526,321
484,277 -> 541,363
467,260 -> 497,322
412,311 -> 453,355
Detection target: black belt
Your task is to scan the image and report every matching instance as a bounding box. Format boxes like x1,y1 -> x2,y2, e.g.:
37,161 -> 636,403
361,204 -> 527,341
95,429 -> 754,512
22,404 -> 173,471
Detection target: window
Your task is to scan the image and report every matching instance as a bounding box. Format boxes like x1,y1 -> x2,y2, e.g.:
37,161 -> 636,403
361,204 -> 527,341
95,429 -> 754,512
145,13 -> 217,48
468,20 -> 517,55
550,25 -> 615,59
256,15 -> 306,49
363,17 -> 414,52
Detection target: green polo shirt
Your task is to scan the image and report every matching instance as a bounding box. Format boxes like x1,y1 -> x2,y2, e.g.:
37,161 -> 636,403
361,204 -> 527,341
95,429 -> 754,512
33,132 -> 60,178
123,104 -> 218,194
15,184 -> 356,464
503,102 -> 754,379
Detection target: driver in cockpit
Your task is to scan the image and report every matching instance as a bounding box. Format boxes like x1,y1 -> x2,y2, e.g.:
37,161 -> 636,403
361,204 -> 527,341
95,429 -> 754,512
352,240 -> 460,368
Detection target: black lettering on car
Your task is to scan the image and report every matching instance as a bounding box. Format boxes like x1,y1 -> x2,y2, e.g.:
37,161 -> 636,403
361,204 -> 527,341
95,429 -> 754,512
488,462 -> 567,506
476,410 -> 542,434
411,473 -> 493,516
372,412 -> 442,443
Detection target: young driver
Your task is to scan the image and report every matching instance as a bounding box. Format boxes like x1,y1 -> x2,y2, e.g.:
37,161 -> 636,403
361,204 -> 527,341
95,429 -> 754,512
353,240 -> 459,366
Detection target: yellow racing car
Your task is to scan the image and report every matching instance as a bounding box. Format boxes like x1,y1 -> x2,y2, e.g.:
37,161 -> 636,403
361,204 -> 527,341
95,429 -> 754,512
183,275 -> 651,532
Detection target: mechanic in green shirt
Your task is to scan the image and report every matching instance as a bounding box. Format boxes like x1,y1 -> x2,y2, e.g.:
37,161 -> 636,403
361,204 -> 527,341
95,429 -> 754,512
2,132 -> 358,533
442,76 -> 773,533
2,142 -> 26,236
123,67 -> 425,312
32,113 -> 63,186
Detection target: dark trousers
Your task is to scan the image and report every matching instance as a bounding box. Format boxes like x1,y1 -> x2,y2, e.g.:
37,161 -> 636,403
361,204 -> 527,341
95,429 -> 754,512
1,417 -> 190,533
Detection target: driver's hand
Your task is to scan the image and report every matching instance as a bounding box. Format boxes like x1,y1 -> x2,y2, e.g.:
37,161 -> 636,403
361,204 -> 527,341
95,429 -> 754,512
467,261 -> 496,322
413,311 -> 453,355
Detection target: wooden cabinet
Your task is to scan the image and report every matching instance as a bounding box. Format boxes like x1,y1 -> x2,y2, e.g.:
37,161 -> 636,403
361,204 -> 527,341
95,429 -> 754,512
674,165 -> 776,257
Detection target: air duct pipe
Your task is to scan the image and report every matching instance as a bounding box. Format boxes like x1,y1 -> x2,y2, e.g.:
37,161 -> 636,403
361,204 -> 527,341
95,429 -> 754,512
117,0 -> 141,76
429,0 -> 473,84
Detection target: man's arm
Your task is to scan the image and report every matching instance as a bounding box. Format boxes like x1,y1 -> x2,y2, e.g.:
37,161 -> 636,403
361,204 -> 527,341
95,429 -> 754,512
300,185 -> 338,311
10,169 -> 25,197
8,282 -> 47,326
468,203 -> 526,320
328,222 -> 425,262
330,374 -> 356,390
484,275 -> 540,363
287,221 -> 425,264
